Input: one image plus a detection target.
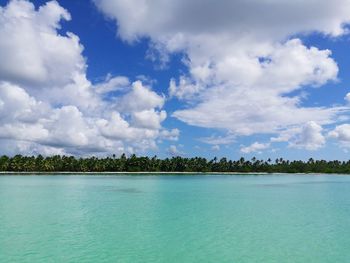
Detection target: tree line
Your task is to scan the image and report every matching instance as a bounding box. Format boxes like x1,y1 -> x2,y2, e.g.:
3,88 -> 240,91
0,154 -> 350,173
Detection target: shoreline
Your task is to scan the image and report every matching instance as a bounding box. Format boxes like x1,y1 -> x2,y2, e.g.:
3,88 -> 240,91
0,171 -> 348,175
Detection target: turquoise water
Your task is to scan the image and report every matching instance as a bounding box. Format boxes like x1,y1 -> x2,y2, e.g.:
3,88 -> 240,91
1,175 -> 350,262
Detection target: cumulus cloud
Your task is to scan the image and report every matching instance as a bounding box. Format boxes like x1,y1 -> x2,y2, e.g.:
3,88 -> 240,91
0,0 -> 77,87
115,81 -> 165,112
329,124 -> 350,147
132,110 -> 166,130
172,39 -> 341,136
95,0 -> 350,148
94,75 -> 130,94
0,0 -> 174,156
169,77 -> 203,100
240,142 -> 270,154
167,145 -> 183,156
290,121 -> 326,150
0,139 -> 66,156
159,129 -> 180,141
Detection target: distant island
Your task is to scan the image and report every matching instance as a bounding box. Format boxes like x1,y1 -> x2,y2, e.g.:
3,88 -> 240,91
0,154 -> 349,174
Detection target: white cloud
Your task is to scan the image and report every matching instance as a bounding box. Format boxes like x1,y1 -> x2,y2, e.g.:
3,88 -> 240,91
0,80 -> 171,155
290,121 -> 325,150
95,0 -> 350,148
0,139 -> 67,156
167,145 -> 183,156
345,93 -> 350,103
94,0 -> 350,42
94,75 -> 130,94
0,0 -> 175,156
0,82 -> 50,142
115,81 -> 165,112
329,124 -> 350,147
240,142 -> 270,154
3,0 -> 350,156
172,40 -> 341,136
0,82 -> 49,123
96,111 -> 160,152
199,134 -> 235,145
132,109 -> 166,130
0,0 -> 83,88
169,77 -> 203,100
43,106 -> 91,148
211,145 -> 220,151
270,127 -> 301,143
159,129 -> 180,141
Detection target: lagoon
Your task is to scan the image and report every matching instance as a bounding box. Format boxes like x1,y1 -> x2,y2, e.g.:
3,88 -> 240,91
1,174 -> 350,262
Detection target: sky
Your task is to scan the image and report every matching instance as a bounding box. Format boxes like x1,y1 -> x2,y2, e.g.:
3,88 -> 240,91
1,0 -> 350,160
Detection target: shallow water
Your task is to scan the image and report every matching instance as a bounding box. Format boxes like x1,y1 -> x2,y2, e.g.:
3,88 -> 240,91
1,174 -> 350,262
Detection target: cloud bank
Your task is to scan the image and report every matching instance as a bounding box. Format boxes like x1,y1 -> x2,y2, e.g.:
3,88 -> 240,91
0,0 -> 177,156
2,0 -> 350,156
95,0 -> 350,151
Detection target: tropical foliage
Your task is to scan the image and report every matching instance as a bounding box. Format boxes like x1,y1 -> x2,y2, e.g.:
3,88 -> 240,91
0,155 -> 350,173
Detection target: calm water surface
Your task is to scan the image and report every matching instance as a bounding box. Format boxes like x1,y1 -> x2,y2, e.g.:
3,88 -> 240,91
1,174 -> 350,262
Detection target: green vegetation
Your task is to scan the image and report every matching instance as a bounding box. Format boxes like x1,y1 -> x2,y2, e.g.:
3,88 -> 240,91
0,154 -> 350,173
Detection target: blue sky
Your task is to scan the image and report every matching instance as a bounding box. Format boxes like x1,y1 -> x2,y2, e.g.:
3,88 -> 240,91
1,0 -> 350,160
